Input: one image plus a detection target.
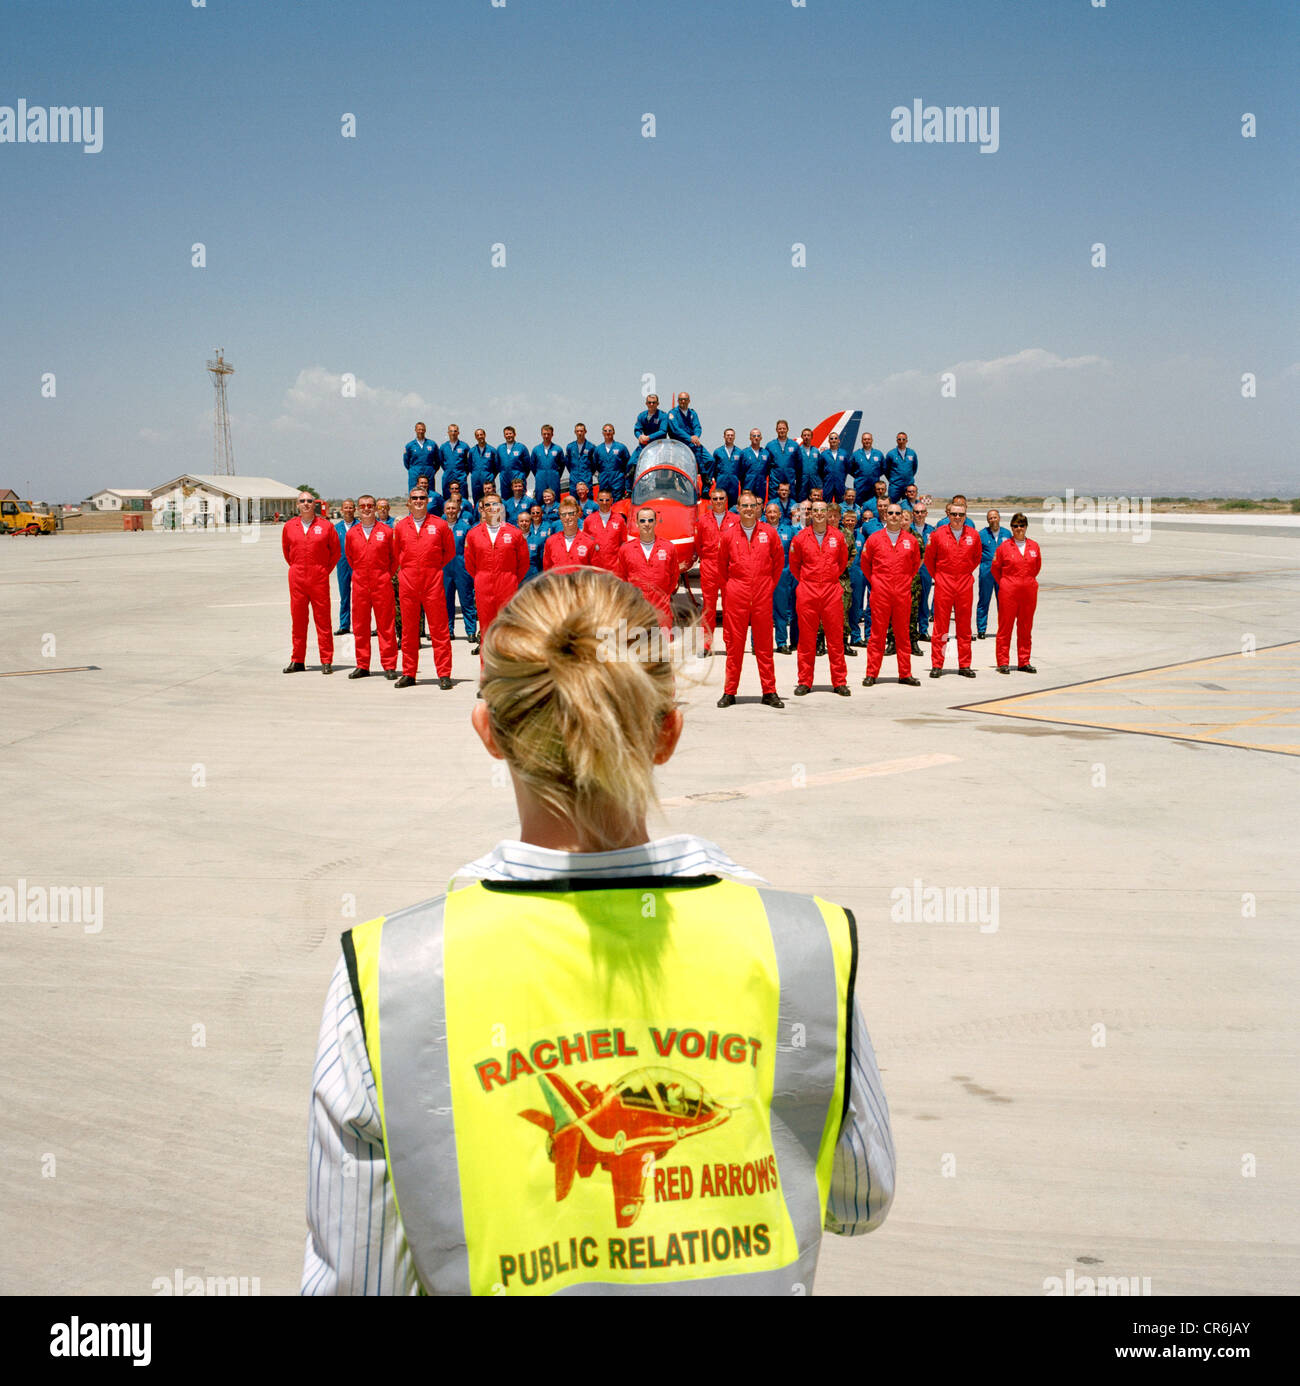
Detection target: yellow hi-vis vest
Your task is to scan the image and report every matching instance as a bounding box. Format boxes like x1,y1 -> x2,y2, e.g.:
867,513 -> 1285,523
344,874 -> 857,1295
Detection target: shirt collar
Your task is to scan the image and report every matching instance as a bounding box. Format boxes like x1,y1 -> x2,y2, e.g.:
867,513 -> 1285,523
451,834 -> 765,888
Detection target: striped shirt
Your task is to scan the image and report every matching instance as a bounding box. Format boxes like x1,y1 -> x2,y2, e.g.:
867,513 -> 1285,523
301,834 -> 894,1294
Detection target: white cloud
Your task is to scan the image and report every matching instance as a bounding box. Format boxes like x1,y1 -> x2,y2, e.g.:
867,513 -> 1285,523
948,347 -> 1109,379
271,367 -> 430,435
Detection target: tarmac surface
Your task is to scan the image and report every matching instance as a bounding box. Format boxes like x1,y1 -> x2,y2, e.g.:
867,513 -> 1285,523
1,520 -> 1297,1296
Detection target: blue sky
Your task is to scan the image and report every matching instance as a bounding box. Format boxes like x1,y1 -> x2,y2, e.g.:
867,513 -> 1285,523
2,0 -> 1296,500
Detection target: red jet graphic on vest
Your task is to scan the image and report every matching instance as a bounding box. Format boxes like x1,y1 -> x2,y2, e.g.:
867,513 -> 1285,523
520,1067 -> 730,1228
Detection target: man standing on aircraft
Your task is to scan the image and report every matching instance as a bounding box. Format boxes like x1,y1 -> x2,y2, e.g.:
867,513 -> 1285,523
468,429 -> 500,503
594,424 -> 631,502
615,507 -> 680,630
633,394 -> 669,463
667,392 -> 706,470
818,431 -> 851,505
716,491 -> 785,709
741,429 -> 773,504
850,431 -> 886,499
711,428 -> 745,508
885,432 -> 919,502
531,424 -> 566,502
583,486 -> 629,571
767,420 -> 803,500
440,424 -> 471,500
403,422 -> 439,494
925,494 -> 981,678
860,502 -> 923,688
566,423 -> 599,495
496,426 -> 532,496
796,427 -> 821,500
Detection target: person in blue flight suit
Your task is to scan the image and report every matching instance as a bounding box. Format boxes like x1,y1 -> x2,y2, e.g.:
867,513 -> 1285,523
765,502 -> 799,654
863,476 -> 892,521
496,426 -> 533,496
666,392 -> 707,470
442,496 -> 478,647
796,427 -> 822,500
711,428 -> 745,508
503,476 -> 533,526
467,429 -> 500,502
977,507 -> 1012,639
840,509 -> 868,648
771,480 -> 798,525
531,424 -> 566,500
631,393 -> 669,466
572,481 -> 599,518
566,423 -> 599,495
741,428 -> 773,503
859,506 -> 886,647
884,431 -> 919,502
443,480 -> 476,524
766,420 -> 803,500
517,512 -> 547,584
840,487 -> 862,528
818,432 -> 851,504
333,497 -> 358,634
539,488 -> 561,526
527,501 -> 556,540
910,500 -> 937,643
849,431 -> 886,499
440,424 -> 472,500
899,483 -> 919,512
403,422 -> 439,493
594,423 -> 631,502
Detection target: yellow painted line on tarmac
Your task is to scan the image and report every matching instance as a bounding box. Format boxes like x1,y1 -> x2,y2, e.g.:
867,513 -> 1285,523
955,642 -> 1300,757
661,752 -> 960,808
0,666 -> 99,678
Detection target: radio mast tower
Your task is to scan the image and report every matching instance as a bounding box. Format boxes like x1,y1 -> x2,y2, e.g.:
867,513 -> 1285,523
206,348 -> 236,476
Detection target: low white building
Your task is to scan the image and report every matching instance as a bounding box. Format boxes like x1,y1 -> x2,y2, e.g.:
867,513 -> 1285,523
149,474 -> 303,529
91,488 -> 153,512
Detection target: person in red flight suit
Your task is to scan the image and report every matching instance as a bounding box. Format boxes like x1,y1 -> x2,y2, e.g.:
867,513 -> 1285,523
860,501 -> 924,687
991,512 -> 1042,674
543,498 -> 598,572
613,507 -> 681,630
344,495 -> 399,679
392,489 -> 456,690
464,495 -> 530,645
696,486 -> 737,657
924,493 -> 982,678
716,490 -> 785,709
788,499 -> 851,697
282,490 -> 341,674
581,486 -> 628,570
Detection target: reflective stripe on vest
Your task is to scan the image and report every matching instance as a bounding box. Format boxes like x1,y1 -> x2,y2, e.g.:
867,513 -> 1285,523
345,876 -> 855,1295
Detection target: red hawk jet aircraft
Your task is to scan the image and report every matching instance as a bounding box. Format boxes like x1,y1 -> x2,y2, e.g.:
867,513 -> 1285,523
520,1067 -> 730,1228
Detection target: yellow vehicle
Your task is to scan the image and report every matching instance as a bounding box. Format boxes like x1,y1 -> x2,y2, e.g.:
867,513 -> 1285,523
0,499 -> 57,535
